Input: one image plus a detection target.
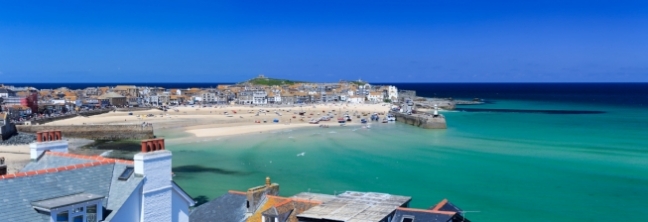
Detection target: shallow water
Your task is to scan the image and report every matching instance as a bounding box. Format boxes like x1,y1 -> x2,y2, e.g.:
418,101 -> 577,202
159,99 -> 648,221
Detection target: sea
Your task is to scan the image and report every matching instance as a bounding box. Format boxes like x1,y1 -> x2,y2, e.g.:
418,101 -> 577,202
10,83 -> 648,221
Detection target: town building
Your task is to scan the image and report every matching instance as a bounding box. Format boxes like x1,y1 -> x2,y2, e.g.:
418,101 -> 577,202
190,178 -> 470,222
0,134 -> 194,222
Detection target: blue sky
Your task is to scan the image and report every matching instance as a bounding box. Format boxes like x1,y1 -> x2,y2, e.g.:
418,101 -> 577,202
1,0 -> 646,83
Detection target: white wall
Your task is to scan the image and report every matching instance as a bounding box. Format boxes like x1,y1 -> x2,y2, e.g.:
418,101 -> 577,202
172,188 -> 190,222
135,151 -> 173,222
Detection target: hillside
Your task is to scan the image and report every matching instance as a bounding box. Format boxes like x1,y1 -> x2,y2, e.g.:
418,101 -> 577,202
242,76 -> 306,86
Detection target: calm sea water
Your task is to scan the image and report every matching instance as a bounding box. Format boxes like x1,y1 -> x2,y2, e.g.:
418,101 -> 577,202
155,83 -> 648,222
20,82 -> 646,221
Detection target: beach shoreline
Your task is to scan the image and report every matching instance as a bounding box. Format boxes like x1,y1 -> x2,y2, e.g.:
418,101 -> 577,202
38,103 -> 391,138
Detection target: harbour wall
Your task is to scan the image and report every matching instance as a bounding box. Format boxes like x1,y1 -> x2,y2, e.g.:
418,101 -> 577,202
16,124 -> 154,140
26,109 -> 112,125
115,107 -> 156,112
391,112 -> 447,129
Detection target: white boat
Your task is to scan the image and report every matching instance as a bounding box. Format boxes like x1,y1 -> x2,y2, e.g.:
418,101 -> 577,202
387,114 -> 396,121
309,119 -> 320,124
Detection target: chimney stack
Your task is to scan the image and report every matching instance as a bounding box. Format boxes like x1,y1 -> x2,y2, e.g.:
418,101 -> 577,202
246,177 -> 280,213
0,157 -> 7,175
30,130 -> 68,160
134,138 -> 173,222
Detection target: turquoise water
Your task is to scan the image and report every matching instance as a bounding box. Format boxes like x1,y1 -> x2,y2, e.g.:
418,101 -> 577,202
159,99 -> 648,221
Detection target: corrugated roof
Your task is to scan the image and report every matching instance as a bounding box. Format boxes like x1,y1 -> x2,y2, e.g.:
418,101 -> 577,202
296,191 -> 411,222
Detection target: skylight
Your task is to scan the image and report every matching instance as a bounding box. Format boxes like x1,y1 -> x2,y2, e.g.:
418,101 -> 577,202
118,167 -> 134,181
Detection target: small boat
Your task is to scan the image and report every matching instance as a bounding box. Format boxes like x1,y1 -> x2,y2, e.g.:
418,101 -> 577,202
361,119 -> 367,124
387,113 -> 396,121
309,119 -> 320,124
337,118 -> 346,124
382,118 -> 388,123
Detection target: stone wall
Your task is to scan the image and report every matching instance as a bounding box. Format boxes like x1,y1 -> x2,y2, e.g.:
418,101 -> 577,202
115,107 -> 156,112
16,124 -> 154,140
391,112 -> 447,129
27,109 -> 111,125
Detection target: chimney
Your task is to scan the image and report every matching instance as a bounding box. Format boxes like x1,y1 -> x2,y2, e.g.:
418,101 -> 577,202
246,177 -> 280,213
30,131 -> 68,160
0,157 -> 6,175
134,138 -> 172,222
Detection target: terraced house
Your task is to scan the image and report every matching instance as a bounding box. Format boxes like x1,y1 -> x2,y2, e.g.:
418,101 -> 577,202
0,133 -> 194,222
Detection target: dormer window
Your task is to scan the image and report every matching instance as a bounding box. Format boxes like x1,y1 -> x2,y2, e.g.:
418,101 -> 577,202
31,192 -> 104,222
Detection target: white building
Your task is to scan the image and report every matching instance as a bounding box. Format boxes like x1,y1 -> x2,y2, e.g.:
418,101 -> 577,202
0,132 -> 195,222
367,92 -> 384,103
201,92 -> 217,103
252,90 -> 268,105
388,86 -> 398,102
348,96 -> 365,104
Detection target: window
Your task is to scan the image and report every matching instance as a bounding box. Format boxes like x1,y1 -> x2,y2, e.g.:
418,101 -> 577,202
56,211 -> 69,222
118,166 -> 134,180
73,207 -> 84,213
401,217 -> 414,222
87,205 -> 97,222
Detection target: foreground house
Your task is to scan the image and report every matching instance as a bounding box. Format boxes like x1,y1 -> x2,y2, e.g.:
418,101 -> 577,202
190,178 -> 470,222
0,132 -> 194,222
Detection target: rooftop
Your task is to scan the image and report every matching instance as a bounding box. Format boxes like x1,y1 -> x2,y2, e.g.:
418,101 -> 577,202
31,192 -> 105,211
296,191 -> 411,222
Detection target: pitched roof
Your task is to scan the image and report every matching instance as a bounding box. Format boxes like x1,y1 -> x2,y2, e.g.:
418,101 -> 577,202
190,191 -> 247,222
0,163 -> 114,222
430,198 -> 463,212
392,208 -> 459,222
0,152 -> 141,222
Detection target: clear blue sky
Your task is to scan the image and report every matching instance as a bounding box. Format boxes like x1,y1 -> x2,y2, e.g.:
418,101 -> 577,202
1,0 -> 646,83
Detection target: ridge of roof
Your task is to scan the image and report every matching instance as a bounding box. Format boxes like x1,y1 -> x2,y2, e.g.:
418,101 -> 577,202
1,151 -> 133,180
228,190 -> 247,195
1,159 -> 113,180
395,207 -> 457,216
431,198 -> 448,211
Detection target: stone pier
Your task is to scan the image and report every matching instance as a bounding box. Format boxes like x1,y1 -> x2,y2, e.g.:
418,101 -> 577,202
390,112 -> 447,129
17,124 -> 154,140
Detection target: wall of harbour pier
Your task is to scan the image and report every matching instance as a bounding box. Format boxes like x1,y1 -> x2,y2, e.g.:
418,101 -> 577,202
17,124 -> 154,140
391,112 -> 447,129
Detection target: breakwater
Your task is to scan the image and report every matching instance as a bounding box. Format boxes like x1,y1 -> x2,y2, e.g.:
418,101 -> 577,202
26,109 -> 111,125
391,112 -> 447,129
16,124 -> 154,140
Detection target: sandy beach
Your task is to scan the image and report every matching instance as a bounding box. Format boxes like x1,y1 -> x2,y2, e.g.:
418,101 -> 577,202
42,103 -> 392,138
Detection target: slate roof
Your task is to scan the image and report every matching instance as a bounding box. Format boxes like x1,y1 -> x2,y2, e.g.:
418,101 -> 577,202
190,191 -> 248,222
0,164 -> 114,222
21,154 -> 95,172
392,208 -> 468,222
103,163 -> 145,221
0,152 -> 142,222
432,199 -> 461,212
